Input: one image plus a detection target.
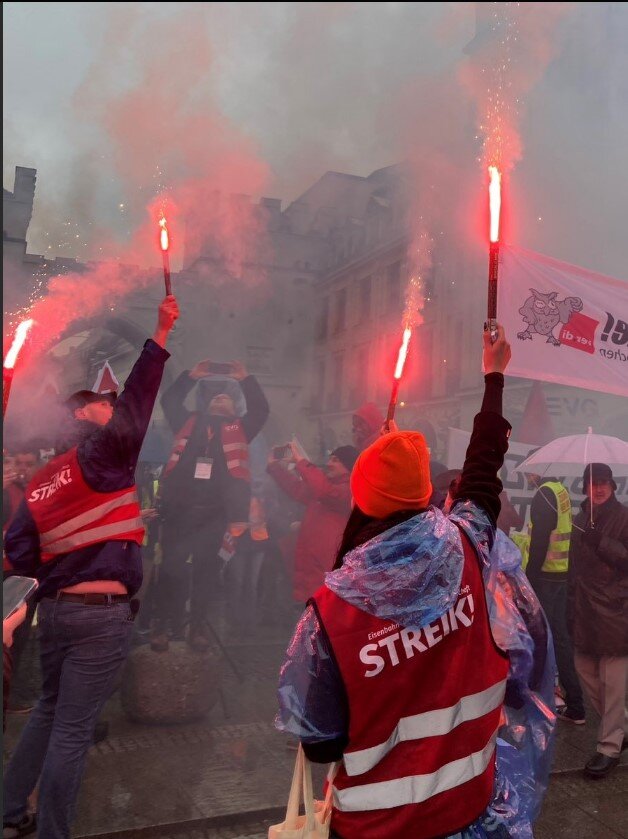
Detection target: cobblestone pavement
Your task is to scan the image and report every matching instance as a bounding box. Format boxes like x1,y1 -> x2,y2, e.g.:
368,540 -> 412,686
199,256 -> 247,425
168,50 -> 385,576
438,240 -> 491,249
4,622 -> 628,839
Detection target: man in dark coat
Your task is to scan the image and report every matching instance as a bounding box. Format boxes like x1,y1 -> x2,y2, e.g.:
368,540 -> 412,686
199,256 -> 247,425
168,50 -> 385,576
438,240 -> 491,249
568,463 -> 628,779
153,360 -> 269,651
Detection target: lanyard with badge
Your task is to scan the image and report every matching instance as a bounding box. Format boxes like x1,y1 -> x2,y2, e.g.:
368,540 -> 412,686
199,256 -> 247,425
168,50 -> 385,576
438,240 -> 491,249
194,426 -> 214,481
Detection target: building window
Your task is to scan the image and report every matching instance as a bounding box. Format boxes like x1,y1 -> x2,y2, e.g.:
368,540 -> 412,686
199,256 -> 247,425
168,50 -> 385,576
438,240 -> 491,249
386,261 -> 402,314
317,297 -> 329,341
359,275 -> 372,322
333,288 -> 347,334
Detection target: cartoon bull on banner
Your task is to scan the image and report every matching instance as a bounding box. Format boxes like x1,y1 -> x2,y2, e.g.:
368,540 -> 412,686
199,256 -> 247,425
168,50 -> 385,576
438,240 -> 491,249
517,289 -> 583,346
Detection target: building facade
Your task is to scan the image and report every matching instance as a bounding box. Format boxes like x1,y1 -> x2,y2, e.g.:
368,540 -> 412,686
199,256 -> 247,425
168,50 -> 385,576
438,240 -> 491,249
4,163 -> 626,463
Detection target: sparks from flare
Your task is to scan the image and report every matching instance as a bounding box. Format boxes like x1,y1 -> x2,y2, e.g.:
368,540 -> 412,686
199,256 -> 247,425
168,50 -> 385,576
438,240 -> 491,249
4,319 -> 34,370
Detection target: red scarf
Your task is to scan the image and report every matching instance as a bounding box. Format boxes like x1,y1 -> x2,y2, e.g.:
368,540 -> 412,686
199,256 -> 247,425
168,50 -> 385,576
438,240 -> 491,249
164,414 -> 250,482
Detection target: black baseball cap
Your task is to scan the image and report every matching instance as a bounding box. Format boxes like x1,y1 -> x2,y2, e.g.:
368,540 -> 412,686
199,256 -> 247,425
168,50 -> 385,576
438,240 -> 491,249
582,462 -> 617,491
64,390 -> 117,413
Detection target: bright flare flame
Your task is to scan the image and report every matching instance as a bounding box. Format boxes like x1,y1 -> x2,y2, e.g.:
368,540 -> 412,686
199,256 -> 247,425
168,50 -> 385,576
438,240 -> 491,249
488,166 -> 502,243
4,319 -> 34,369
158,212 -> 169,252
394,328 -> 412,380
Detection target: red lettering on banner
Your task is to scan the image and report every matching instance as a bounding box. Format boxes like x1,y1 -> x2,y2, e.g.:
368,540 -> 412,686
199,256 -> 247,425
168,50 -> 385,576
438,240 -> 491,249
560,312 -> 599,355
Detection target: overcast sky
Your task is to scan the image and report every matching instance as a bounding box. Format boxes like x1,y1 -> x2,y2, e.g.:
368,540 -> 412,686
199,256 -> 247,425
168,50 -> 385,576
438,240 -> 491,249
3,2 -> 628,278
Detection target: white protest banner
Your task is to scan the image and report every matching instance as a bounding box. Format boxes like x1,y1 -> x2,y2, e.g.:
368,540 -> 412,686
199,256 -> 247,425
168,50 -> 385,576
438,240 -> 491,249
445,427 -> 628,527
498,245 -> 628,397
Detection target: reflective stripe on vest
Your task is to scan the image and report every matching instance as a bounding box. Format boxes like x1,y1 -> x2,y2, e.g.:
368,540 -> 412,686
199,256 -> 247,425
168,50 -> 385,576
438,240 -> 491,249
222,442 -> 244,452
26,447 -> 145,560
538,482 -> 572,573
42,516 -> 145,555
343,679 -> 506,777
334,731 -> 498,813
313,528 -> 509,839
39,489 -> 140,548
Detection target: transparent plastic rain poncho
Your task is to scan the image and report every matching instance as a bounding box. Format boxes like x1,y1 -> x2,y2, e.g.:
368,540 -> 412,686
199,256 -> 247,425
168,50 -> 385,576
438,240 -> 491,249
276,501 -> 557,838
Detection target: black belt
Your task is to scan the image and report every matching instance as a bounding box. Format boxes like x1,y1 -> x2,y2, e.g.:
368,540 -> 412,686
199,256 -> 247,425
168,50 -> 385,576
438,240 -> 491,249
52,592 -> 130,605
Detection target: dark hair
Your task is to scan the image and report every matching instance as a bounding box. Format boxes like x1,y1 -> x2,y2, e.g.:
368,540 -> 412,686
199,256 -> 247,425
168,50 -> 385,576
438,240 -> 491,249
332,506 -> 422,571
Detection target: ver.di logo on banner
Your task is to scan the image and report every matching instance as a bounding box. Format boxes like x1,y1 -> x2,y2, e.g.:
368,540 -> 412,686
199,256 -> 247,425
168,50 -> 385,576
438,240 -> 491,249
499,245 -> 628,396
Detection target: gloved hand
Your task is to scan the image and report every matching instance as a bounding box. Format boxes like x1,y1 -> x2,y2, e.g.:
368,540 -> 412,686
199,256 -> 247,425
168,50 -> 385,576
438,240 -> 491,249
581,527 -> 602,551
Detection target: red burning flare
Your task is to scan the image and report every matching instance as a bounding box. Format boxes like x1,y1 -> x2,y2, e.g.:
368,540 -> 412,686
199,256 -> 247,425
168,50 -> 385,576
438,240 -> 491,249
488,165 -> 502,243
158,212 -> 170,252
3,318 -> 34,418
4,319 -> 34,370
486,166 -> 502,344
158,211 -> 172,295
394,327 -> 412,380
386,326 -> 412,428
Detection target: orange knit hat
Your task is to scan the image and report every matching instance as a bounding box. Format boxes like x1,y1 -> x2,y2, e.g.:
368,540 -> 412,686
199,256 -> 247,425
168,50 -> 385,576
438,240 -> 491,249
350,431 -> 433,519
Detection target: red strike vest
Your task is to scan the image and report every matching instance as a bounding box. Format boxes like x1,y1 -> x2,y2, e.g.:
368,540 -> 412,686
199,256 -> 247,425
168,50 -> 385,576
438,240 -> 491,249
313,530 -> 509,839
26,448 -> 145,562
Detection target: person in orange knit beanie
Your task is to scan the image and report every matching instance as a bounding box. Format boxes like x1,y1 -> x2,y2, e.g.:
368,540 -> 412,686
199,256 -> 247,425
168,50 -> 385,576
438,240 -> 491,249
275,326 -> 551,839
351,431 -> 433,519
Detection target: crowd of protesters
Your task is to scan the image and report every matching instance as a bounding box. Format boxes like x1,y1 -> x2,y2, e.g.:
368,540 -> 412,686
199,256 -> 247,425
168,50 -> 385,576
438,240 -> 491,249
2,310 -> 627,839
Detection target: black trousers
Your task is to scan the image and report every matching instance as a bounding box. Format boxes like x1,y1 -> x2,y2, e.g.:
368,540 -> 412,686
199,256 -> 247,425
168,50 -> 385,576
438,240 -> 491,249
153,516 -> 227,631
536,578 -> 585,716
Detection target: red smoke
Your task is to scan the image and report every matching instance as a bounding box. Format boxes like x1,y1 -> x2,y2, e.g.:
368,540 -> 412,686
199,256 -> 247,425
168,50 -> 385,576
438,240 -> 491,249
11,5 -> 271,359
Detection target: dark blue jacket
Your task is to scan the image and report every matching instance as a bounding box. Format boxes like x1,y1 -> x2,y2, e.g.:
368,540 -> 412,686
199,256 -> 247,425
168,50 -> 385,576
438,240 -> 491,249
5,339 -> 170,599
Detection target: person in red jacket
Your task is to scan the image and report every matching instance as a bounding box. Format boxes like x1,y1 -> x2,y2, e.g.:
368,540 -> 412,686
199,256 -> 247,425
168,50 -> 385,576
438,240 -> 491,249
267,444 -> 358,603
352,403 -> 384,451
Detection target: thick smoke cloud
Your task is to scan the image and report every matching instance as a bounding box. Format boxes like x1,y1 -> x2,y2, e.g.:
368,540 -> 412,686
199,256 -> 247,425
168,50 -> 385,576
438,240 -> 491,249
4,2 -> 628,344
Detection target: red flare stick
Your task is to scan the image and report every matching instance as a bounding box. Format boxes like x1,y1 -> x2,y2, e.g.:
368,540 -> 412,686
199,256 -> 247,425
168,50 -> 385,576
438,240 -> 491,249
158,212 -> 172,296
3,318 -> 34,418
3,368 -> 14,419
487,166 -> 502,343
386,327 -> 412,428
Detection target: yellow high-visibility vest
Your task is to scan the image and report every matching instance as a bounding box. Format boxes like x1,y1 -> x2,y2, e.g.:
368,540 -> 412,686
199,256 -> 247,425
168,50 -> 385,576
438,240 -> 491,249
511,529 -> 531,571
512,481 -> 572,573
535,481 -> 572,573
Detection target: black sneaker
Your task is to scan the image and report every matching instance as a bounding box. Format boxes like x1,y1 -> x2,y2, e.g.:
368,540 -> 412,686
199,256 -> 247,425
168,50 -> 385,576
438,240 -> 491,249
556,706 -> 586,725
3,813 -> 37,838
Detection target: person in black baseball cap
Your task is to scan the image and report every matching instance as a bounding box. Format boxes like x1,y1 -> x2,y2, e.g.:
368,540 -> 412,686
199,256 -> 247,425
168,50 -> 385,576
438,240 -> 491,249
3,295 -> 179,837
64,389 -> 117,420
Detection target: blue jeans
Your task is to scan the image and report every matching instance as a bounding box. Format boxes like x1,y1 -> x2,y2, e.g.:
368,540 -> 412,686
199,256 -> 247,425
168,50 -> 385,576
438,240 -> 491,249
3,598 -> 134,838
